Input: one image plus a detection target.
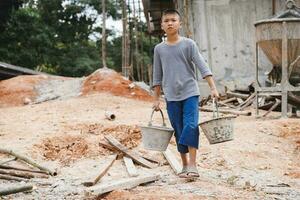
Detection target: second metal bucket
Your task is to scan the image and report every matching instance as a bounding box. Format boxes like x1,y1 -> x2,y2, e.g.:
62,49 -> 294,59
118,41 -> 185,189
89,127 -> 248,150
199,99 -> 235,144
140,109 -> 174,151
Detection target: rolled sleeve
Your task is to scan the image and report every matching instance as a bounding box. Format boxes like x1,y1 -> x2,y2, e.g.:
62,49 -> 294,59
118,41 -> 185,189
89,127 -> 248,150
191,42 -> 213,79
152,46 -> 163,87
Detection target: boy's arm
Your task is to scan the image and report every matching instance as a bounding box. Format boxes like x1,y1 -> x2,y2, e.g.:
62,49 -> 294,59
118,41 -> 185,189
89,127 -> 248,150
190,41 -> 219,99
152,46 -> 162,110
152,85 -> 161,111
205,75 -> 219,99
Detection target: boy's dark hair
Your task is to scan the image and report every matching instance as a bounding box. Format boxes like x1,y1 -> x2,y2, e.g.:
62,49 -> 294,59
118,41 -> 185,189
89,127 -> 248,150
162,9 -> 181,19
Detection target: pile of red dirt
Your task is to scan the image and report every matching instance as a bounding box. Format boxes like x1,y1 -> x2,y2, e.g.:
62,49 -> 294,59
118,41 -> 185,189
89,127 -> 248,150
36,135 -> 91,165
36,124 -> 141,165
81,68 -> 153,102
64,123 -> 142,149
0,75 -> 47,107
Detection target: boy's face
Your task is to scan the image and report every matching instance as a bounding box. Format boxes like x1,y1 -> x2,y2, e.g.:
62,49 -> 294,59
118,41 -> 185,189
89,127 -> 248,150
161,13 -> 181,35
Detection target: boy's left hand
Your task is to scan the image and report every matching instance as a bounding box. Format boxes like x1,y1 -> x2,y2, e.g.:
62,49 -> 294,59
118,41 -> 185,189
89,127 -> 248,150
211,88 -> 220,99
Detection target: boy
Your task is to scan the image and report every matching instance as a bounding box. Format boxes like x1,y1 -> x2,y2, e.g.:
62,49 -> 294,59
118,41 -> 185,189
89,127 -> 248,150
152,9 -> 219,178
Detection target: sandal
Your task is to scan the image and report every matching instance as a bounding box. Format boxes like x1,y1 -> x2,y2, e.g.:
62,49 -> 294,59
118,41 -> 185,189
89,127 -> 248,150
177,165 -> 188,178
186,166 -> 200,178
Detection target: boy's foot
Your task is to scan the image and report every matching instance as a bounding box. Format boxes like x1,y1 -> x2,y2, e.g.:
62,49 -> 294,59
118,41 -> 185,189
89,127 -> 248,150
178,166 -> 188,178
186,166 -> 199,178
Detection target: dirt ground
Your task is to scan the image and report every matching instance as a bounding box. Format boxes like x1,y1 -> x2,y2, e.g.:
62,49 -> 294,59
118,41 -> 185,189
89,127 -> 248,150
0,70 -> 299,199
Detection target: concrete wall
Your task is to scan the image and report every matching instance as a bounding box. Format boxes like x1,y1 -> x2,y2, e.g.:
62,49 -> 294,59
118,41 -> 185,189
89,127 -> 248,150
177,0 -> 300,95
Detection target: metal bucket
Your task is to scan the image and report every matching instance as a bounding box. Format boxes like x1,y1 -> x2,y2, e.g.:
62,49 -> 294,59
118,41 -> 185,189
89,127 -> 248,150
140,109 -> 174,151
199,99 -> 235,144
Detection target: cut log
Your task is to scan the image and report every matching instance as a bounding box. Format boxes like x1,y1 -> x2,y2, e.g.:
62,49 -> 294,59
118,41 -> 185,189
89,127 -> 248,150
0,148 -> 56,176
0,184 -> 33,196
226,91 -> 249,100
200,107 -> 251,116
123,156 -> 138,177
0,174 -> 28,182
263,99 -> 281,117
105,135 -> 156,169
0,168 -> 48,179
83,154 -> 117,187
0,164 -> 49,175
219,97 -> 236,104
86,174 -> 160,196
238,93 -> 256,110
162,148 -> 181,174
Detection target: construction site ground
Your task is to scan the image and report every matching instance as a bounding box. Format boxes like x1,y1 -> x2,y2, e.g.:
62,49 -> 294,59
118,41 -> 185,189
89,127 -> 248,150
0,69 -> 299,199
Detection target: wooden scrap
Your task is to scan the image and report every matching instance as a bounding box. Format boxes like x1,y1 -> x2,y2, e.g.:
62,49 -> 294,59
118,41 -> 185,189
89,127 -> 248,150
262,99 -> 281,117
219,97 -> 236,104
105,135 -> 156,169
87,174 -> 160,196
83,154 -> 117,187
0,164 -> 49,175
236,98 -> 244,104
200,107 -> 251,116
0,168 -> 48,179
238,93 -> 256,111
0,174 -> 28,182
123,156 -> 138,177
226,91 -> 249,100
99,142 -> 160,164
0,184 -> 33,196
162,148 -> 181,174
0,148 -> 56,176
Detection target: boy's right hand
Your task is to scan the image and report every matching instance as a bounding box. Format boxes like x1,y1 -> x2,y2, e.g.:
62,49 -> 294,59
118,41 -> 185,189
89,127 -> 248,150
152,100 -> 161,111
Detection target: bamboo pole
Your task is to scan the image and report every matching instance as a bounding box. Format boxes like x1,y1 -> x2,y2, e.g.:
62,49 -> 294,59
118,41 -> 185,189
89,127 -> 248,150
0,164 -> 49,175
0,174 -> 28,182
0,168 -> 48,179
0,148 -> 56,176
0,184 -> 34,196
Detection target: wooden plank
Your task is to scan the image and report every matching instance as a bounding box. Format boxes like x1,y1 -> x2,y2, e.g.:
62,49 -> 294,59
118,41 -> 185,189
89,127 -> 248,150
83,154 -> 117,187
87,174 -> 160,196
100,142 -> 160,164
162,148 -> 181,174
105,135 -> 156,169
123,156 -> 138,177
200,107 -> 251,116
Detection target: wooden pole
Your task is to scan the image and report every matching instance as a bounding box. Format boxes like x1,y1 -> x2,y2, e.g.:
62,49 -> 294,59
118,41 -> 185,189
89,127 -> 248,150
0,168 -> 48,179
0,184 -> 33,196
83,154 -> 117,187
0,148 -> 56,175
0,164 -> 49,175
200,107 -> 251,116
0,174 -> 28,182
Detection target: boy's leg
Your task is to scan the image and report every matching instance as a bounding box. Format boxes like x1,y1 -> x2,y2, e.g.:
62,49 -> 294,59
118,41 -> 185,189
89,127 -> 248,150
180,153 -> 188,166
179,96 -> 200,177
166,100 -> 189,176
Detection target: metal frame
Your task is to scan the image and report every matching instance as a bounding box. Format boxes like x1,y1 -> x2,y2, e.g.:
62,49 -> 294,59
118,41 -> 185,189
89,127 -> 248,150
255,21 -> 300,118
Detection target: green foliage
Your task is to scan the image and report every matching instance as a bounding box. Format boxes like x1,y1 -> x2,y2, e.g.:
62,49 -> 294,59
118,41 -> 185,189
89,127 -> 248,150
0,0 -> 157,81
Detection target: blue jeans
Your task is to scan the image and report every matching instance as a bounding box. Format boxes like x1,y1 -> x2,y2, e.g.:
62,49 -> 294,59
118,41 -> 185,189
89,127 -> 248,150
166,96 -> 200,153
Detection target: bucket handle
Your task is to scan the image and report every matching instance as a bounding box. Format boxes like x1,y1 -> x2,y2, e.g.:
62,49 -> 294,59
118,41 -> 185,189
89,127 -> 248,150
148,109 -> 166,127
212,98 -> 219,119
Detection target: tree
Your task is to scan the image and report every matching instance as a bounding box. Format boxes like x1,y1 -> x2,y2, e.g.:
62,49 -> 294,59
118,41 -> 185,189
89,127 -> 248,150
101,0 -> 107,68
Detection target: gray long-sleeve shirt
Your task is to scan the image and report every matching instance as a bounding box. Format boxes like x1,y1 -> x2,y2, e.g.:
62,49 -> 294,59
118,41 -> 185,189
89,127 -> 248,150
152,37 -> 212,101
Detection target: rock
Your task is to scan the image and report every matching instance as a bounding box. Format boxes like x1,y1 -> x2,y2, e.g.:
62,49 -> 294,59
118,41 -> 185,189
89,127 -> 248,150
24,97 -> 32,105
